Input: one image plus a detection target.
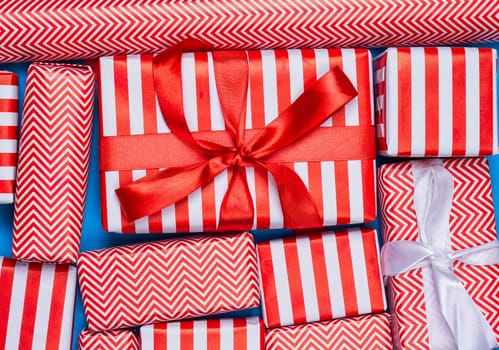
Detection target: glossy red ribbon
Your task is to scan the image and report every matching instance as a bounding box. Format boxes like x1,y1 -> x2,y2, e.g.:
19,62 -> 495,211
115,40 -> 358,230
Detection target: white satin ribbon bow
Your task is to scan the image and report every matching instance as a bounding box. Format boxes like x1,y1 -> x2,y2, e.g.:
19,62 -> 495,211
382,159 -> 499,350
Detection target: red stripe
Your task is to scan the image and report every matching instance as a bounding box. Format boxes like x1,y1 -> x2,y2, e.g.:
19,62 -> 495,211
0,151 -> 17,166
307,162 -> 324,223
478,48 -> 493,154
397,48 -> 412,155
46,265 -> 69,350
361,159 -> 376,222
119,171 -> 135,232
275,50 -> 290,115
335,231 -> 359,316
355,49 -> 372,126
146,169 -> 164,232
206,319 -> 220,350
374,53 -> 388,151
451,47 -> 467,156
0,125 -> 17,139
0,99 -> 17,113
180,321 -> 194,349
153,323 -> 167,348
334,161 -> 351,225
174,197 -> 190,232
100,171 -> 109,231
113,56 -> 131,136
361,229 -> 385,312
283,236 -> 307,325
233,318 -> 247,350
309,233 -> 333,319
0,258 -> 16,349
257,243 -> 281,327
19,263 -> 42,350
424,47 -> 439,156
140,55 -> 158,134
0,72 -> 17,85
326,49 -> 346,126
0,180 -> 15,194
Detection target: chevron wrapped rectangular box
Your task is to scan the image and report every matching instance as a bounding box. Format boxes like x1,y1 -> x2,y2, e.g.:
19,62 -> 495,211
378,158 -> 499,349
98,47 -> 376,233
257,227 -> 386,328
265,313 -> 392,350
375,47 -> 498,157
78,329 -> 139,350
77,232 -> 260,331
140,316 -> 264,350
0,257 -> 77,350
12,63 -> 94,264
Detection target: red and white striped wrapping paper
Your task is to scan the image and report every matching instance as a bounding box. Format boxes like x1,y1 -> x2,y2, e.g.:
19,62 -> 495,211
12,63 -> 94,263
375,47 -> 498,157
378,157 -> 499,349
257,228 -> 386,328
140,316 -> 264,350
0,257 -> 76,350
78,329 -> 139,350
98,48 -> 376,233
0,1 -> 498,62
265,313 -> 393,350
77,232 -> 260,331
0,71 -> 18,204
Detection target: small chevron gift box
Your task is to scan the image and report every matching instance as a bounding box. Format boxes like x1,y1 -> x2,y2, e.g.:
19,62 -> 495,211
378,157 -> 499,349
78,329 -> 139,350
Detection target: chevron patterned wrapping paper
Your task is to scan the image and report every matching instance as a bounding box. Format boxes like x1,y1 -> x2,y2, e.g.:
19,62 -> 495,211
12,63 -> 95,264
0,0 -> 498,62
257,227 -> 386,328
78,329 -> 139,350
265,313 -> 393,350
140,316 -> 264,350
0,71 -> 18,204
98,48 -> 376,233
375,47 -> 498,157
378,157 -> 499,349
77,232 -> 260,332
0,257 -> 77,350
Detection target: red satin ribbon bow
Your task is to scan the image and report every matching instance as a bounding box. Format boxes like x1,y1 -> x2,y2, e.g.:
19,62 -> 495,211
115,40 -> 358,231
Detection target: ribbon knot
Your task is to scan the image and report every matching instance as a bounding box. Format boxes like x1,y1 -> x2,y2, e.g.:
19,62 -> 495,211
227,144 -> 252,167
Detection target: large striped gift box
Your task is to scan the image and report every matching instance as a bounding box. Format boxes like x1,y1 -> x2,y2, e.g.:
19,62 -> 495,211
78,329 -> 139,350
0,71 -> 18,204
265,313 -> 393,350
97,48 -> 376,233
77,232 -> 260,332
257,227 -> 386,328
12,63 -> 94,263
378,158 -> 499,349
0,257 -> 76,350
375,47 -> 498,157
140,316 -> 264,350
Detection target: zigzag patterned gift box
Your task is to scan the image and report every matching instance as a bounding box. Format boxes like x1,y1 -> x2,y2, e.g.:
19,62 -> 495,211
257,227 -> 386,328
140,316 -> 264,349
0,71 -> 18,204
0,257 -> 77,350
78,329 -> 139,350
378,157 -> 499,349
12,63 -> 94,264
265,313 -> 393,350
77,232 -> 260,331
375,47 -> 498,157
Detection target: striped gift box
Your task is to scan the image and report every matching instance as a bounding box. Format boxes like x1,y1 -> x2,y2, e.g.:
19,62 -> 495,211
375,47 -> 498,157
257,228 -> 386,328
140,317 -> 264,350
97,48 -> 376,233
78,329 -> 139,350
265,313 -> 393,350
0,257 -> 76,350
0,71 -> 18,204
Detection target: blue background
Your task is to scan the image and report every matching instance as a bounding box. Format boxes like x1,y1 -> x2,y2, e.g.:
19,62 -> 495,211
0,42 -> 498,349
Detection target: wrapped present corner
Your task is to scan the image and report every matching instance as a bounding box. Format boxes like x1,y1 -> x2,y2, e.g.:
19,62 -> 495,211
140,316 -> 264,349
98,43 -> 377,233
375,47 -> 498,157
257,227 -> 386,328
78,329 -> 139,350
77,232 -> 260,331
0,257 -> 76,350
378,158 -> 499,349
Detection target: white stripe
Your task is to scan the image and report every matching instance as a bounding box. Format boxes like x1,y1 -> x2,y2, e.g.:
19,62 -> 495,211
208,53 -> 225,131
321,161 -> 337,226
295,236 -> 320,322
188,188 -> 203,232
341,49 -> 359,126
166,322 -> 181,350
58,266 -> 76,350
127,55 -> 145,135
0,85 -> 18,99
193,319 -> 207,350
140,325 -> 154,350
132,170 -> 149,233
0,193 -> 13,203
32,264 -> 55,350
367,51 -> 375,124
214,170 -> 229,229
182,53 -> 199,132
465,48 -> 480,156
374,67 -> 385,84
316,49 -> 333,127
161,203 -> 177,233
438,47 -> 453,156
288,50 -> 304,102
0,166 -> 15,180
5,261 -> 28,349
293,162 -> 309,189
348,229 -> 372,314
155,94 -> 170,133
348,160 -> 364,224
267,171 -> 283,229
105,171 -> 123,233
385,49 -> 399,155
246,316 -> 262,349
100,57 -> 117,137
220,318 -> 234,350
270,239 -> 294,326
322,232 -> 346,317
245,167 -> 257,230
261,51 -> 278,125
411,47 -> 426,156
0,139 -> 17,153
493,49 -> 498,154
0,112 -> 18,126
246,86 -> 252,130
